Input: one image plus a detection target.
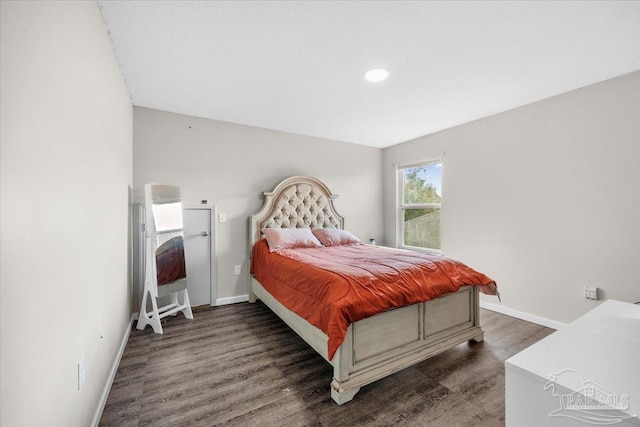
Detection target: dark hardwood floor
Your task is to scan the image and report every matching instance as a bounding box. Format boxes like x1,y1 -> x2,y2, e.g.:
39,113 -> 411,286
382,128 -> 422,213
100,302 -> 554,427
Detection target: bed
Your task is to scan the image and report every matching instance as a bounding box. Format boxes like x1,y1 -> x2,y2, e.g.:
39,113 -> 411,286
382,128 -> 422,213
248,175 -> 497,404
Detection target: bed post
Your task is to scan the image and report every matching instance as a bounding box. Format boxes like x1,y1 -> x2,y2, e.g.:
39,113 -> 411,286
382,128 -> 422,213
470,286 -> 484,342
248,208 -> 260,303
330,326 -> 361,404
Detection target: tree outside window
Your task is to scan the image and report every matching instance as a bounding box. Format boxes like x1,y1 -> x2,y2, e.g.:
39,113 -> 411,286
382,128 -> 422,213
400,161 -> 442,251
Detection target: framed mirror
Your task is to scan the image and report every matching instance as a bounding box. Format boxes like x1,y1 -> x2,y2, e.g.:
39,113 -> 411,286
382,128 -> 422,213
137,184 -> 192,333
147,185 -> 187,295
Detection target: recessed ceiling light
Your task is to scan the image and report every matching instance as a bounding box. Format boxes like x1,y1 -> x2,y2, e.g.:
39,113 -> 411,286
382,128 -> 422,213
363,68 -> 389,83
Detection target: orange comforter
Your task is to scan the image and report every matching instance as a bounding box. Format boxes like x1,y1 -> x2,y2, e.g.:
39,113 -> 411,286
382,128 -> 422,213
251,239 -> 497,360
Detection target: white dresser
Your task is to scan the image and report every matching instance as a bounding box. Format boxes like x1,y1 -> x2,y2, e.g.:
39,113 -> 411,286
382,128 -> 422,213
505,300 -> 639,426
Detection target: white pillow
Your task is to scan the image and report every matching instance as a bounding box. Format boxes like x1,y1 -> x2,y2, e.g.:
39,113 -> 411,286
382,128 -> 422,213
261,227 -> 323,252
312,228 -> 362,246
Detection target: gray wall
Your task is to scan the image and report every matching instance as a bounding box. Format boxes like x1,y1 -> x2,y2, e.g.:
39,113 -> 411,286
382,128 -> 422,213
133,107 -> 384,301
1,2 -> 133,426
383,71 -> 640,325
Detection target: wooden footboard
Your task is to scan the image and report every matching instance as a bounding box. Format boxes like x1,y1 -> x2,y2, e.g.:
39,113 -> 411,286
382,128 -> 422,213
250,278 -> 483,404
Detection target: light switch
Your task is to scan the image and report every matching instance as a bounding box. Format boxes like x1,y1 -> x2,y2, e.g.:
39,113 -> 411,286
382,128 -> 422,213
219,213 -> 227,223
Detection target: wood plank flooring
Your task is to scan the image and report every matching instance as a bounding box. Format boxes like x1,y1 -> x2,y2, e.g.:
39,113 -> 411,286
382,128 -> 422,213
100,302 -> 553,427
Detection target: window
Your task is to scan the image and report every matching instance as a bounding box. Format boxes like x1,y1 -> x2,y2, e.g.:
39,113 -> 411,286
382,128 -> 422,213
399,160 -> 442,251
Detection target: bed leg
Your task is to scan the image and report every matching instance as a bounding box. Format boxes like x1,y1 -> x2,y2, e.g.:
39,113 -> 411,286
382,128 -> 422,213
330,381 -> 360,405
470,331 -> 484,343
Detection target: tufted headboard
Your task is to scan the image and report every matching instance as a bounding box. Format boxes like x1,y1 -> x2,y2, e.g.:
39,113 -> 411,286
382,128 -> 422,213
248,176 -> 345,253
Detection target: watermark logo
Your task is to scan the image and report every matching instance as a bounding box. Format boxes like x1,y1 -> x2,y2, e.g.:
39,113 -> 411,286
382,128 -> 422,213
544,369 -> 635,425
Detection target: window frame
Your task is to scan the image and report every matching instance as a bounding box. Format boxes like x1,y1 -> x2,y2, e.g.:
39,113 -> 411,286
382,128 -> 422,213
397,159 -> 443,254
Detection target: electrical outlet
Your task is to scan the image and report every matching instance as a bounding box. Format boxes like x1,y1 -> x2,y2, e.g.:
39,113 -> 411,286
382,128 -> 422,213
584,286 -> 599,301
219,213 -> 227,223
78,357 -> 86,391
234,265 -> 241,275
98,326 -> 104,350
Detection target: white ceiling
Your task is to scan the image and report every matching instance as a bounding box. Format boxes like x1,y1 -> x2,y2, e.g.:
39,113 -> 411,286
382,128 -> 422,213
99,1 -> 640,148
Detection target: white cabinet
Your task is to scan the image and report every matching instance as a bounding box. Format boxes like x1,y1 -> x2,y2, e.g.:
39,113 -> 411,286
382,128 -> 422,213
505,300 -> 639,426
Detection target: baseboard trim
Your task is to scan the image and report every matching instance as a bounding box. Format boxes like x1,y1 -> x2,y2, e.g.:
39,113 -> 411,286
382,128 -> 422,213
480,300 -> 566,330
216,295 -> 249,306
91,314 -> 135,427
